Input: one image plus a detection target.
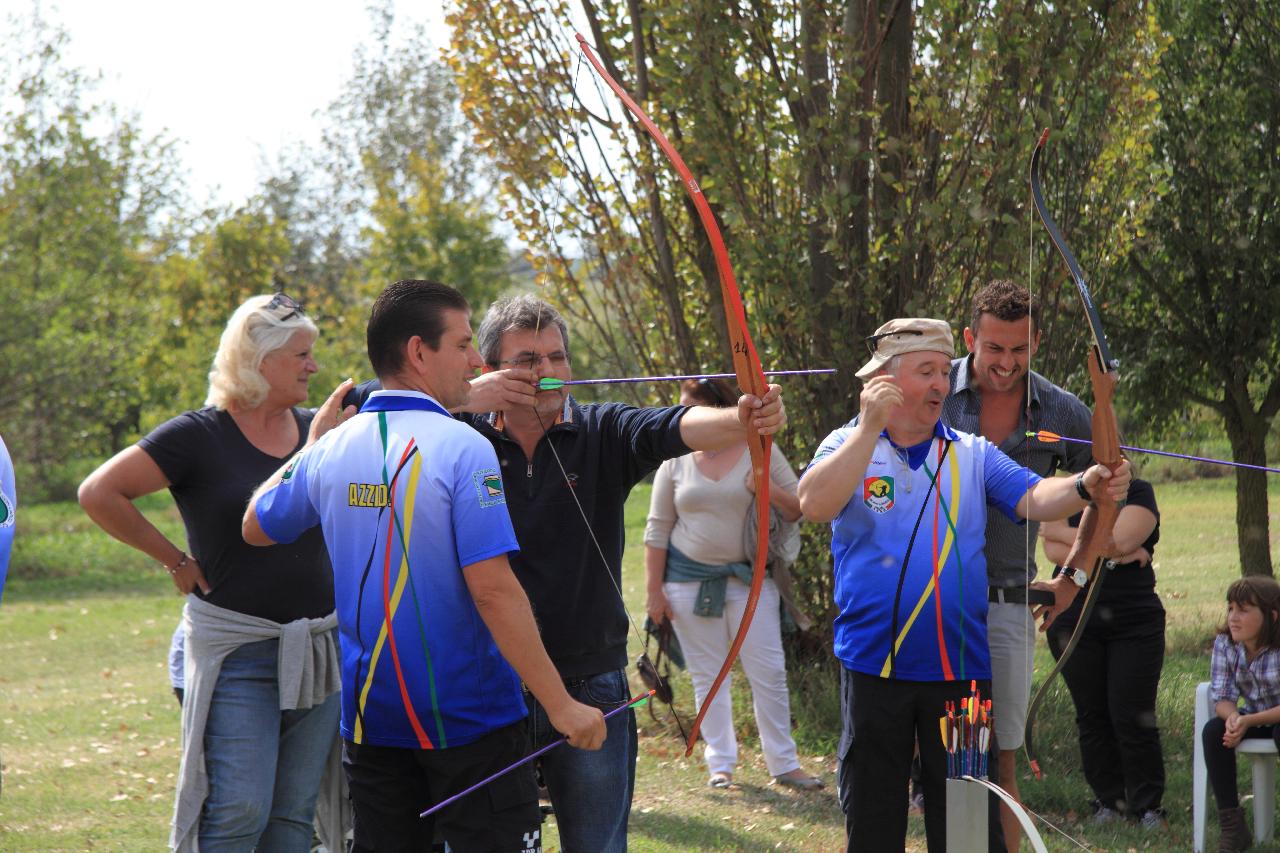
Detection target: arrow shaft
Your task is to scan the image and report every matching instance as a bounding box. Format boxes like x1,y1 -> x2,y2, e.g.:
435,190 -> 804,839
419,691 -> 653,818
545,368 -> 835,389
1034,432 -> 1280,475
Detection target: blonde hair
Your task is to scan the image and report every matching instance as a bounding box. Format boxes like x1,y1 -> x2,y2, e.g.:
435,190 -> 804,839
205,294 -> 318,410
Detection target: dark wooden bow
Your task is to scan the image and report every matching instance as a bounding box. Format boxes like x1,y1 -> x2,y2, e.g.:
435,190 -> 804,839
1023,128 -> 1126,778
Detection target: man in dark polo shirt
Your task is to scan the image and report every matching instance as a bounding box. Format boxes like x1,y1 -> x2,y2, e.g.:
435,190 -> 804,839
941,280 -> 1094,848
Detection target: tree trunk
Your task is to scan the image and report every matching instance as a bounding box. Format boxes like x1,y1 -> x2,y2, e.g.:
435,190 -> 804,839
874,0 -> 913,315
1224,406 -> 1274,576
799,0 -> 837,368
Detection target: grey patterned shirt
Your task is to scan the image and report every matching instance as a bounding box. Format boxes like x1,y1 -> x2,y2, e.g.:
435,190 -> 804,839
941,355 -> 1094,586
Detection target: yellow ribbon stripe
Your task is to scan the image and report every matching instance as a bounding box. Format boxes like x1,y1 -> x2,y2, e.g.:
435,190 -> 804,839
880,449 -> 962,677
354,453 -> 422,742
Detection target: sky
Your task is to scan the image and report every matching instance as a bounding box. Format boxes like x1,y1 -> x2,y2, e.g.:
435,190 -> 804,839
1,0 -> 450,206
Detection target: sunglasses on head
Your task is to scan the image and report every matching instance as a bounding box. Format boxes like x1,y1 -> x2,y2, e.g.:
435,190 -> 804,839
697,377 -> 730,407
267,292 -> 305,322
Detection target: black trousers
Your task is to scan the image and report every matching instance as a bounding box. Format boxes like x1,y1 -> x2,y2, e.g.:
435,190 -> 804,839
1201,717 -> 1280,809
836,668 -> 1005,852
1047,604 -> 1166,815
343,721 -> 542,853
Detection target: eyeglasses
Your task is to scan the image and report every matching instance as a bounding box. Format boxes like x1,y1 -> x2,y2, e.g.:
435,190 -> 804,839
864,328 -> 923,356
267,292 -> 305,323
500,351 -> 568,370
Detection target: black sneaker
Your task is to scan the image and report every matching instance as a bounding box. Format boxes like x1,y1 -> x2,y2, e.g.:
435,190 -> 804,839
1090,803 -> 1123,825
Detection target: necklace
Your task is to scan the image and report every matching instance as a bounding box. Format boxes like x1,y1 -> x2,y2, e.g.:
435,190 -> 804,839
896,446 -> 912,493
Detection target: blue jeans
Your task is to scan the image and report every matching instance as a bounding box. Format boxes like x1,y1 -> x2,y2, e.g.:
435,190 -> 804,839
199,638 -> 341,853
526,668 -> 636,853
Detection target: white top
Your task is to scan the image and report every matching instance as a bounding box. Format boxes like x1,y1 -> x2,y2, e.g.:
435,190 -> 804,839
644,445 -> 797,566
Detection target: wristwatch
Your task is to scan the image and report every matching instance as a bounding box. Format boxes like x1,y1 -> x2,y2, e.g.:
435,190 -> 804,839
1059,566 -> 1088,588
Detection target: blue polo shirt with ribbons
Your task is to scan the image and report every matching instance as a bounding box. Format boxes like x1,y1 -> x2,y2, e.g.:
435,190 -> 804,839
804,420 -> 1039,682
255,390 -> 524,749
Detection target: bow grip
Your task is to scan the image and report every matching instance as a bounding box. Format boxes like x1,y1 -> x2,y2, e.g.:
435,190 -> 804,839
1062,352 -> 1124,580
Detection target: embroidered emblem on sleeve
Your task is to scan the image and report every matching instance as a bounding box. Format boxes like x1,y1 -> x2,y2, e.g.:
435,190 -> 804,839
0,491 -> 12,527
473,469 -> 506,507
281,451 -> 304,481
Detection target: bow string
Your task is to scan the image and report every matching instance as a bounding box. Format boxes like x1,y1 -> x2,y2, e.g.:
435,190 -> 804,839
576,33 -> 773,757
1023,128 -> 1127,778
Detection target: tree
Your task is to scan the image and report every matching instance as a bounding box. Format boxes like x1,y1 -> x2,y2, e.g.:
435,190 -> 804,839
0,13 -> 184,495
362,152 -> 512,306
1115,0 -> 1280,574
261,0 -> 515,319
448,0 -> 1161,632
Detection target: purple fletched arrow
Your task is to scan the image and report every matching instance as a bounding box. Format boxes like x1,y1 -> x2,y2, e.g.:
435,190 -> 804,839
537,367 -> 835,391
1027,430 -> 1280,475
420,690 -> 655,818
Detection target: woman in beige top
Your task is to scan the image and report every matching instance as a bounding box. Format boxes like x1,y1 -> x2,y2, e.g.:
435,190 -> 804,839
644,378 -> 822,790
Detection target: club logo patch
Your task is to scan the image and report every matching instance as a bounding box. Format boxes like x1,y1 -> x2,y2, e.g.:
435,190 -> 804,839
281,451 -> 304,481
863,476 -> 894,513
474,469 -> 506,507
0,490 -> 12,527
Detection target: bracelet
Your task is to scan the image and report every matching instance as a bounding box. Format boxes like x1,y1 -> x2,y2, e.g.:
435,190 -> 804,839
1074,473 -> 1091,502
164,552 -> 190,575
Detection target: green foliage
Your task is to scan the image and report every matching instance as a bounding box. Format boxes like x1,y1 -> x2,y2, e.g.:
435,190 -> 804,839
0,15 -> 186,465
1116,1 -> 1280,423
448,0 -> 1161,636
268,0 -> 516,314
0,4 -> 517,485
1112,0 -> 1280,572
362,151 -> 512,308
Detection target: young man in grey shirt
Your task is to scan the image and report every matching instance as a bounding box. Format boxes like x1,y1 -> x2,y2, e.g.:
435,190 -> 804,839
941,280 -> 1093,850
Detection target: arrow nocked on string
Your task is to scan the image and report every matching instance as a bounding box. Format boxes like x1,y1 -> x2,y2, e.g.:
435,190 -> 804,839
1027,431 -> 1280,475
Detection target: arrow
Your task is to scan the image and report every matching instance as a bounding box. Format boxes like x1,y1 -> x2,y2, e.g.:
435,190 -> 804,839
419,690 -> 655,818
1026,430 -> 1280,475
536,367 -> 836,392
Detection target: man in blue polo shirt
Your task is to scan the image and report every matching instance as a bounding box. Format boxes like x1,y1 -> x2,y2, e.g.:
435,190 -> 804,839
797,318 -> 1130,853
0,433 -> 14,606
243,280 -> 606,853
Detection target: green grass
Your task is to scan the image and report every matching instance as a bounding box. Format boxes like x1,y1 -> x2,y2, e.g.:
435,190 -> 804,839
5,492 -> 186,599
2,478 -> 1280,850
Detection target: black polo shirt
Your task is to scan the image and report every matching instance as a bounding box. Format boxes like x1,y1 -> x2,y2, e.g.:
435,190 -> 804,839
460,401 -> 690,677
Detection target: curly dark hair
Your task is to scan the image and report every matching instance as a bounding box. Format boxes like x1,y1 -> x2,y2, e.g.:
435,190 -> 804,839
1218,575 -> 1280,651
970,280 -> 1042,333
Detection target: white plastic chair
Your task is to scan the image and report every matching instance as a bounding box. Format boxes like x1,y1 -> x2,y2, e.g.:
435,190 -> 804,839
1193,681 -> 1277,852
